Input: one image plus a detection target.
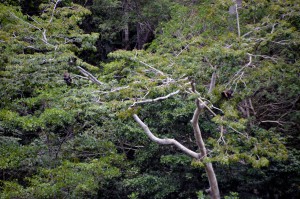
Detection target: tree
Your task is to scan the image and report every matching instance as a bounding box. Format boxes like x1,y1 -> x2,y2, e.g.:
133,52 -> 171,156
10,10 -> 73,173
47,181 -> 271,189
1,0 -> 299,198
77,0 -> 172,61
132,85 -> 220,198
0,2 -> 124,198
81,0 -> 298,198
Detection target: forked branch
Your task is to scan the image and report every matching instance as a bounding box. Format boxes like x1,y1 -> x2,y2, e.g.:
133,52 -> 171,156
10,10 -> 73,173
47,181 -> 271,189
133,114 -> 199,159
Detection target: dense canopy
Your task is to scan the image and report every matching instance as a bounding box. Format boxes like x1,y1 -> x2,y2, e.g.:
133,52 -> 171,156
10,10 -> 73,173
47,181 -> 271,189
0,0 -> 299,198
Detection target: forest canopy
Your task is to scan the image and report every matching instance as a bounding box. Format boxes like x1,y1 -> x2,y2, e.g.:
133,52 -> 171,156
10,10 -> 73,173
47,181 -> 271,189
0,0 -> 299,198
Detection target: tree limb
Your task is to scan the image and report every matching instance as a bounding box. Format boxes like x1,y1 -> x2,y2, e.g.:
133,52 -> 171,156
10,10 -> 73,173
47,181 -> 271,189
131,90 -> 180,106
236,3 -> 241,38
133,114 -> 200,159
49,0 -> 61,24
190,81 -> 220,198
77,66 -> 104,86
9,12 -> 41,31
208,72 -> 216,94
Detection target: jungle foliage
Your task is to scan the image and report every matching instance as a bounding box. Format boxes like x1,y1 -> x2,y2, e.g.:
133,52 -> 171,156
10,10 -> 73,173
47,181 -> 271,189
0,0 -> 299,198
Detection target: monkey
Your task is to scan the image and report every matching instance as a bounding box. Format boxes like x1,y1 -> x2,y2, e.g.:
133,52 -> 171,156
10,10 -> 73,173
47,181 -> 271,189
63,72 -> 72,86
68,57 -> 77,66
222,89 -> 233,99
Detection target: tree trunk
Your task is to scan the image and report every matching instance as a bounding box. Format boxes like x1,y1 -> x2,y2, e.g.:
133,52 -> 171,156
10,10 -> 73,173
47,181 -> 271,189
228,0 -> 242,35
192,99 -> 220,199
123,0 -> 130,49
205,163 -> 220,199
134,103 -> 220,199
136,22 -> 153,49
132,81 -> 220,198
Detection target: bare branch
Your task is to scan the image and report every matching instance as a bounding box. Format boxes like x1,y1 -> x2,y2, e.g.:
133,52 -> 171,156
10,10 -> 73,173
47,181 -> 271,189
49,0 -> 61,24
175,39 -> 197,57
92,86 -> 129,94
138,60 -> 167,77
204,56 -> 216,69
249,53 -> 278,63
175,43 -> 190,57
190,80 -> 217,116
131,56 -> 173,82
260,120 -> 284,126
77,66 -> 104,86
131,90 -> 180,107
9,12 -> 41,31
191,100 -> 208,158
42,29 -> 58,50
226,53 -> 252,89
271,23 -> 278,34
133,114 -> 199,159
235,4 -> 241,38
242,31 -> 252,38
208,72 -> 216,94
42,29 -> 48,43
203,57 -> 217,94
190,82 -> 220,198
217,120 -> 226,144
72,74 -> 89,80
248,98 -> 256,115
229,126 -> 248,138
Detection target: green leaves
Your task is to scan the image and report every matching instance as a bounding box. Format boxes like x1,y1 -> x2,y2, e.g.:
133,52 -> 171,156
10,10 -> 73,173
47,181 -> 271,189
124,174 -> 178,199
26,158 -> 121,199
0,2 -> 125,198
1,156 -> 122,199
0,141 -> 38,169
0,0 -> 299,198
39,108 -> 74,128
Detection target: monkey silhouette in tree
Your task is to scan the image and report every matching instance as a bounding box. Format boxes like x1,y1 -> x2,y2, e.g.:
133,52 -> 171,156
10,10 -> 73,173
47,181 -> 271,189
63,72 -> 72,86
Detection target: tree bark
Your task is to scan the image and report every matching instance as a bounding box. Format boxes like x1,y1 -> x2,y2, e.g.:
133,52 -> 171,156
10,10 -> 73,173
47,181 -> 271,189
192,99 -> 220,199
133,98 -> 220,198
208,72 -> 216,94
133,79 -> 220,198
205,163 -> 220,199
123,0 -> 130,49
136,22 -> 152,49
133,114 -> 199,159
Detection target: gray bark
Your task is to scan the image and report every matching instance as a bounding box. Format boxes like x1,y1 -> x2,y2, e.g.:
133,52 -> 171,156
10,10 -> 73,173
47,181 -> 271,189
208,72 -> 216,94
133,114 -> 199,159
192,99 -> 220,199
133,96 -> 220,198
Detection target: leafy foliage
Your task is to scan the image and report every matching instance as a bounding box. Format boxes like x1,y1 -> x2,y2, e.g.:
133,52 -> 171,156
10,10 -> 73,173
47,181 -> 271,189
0,2 -> 124,198
0,0 -> 299,198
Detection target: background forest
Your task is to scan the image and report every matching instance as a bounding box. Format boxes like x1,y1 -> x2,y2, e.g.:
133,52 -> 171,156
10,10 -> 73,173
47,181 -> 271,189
0,0 -> 299,198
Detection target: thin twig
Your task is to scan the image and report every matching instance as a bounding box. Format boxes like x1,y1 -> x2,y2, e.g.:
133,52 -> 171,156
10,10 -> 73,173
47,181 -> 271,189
217,117 -> 226,144
41,29 -> 58,50
9,12 -> 41,31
